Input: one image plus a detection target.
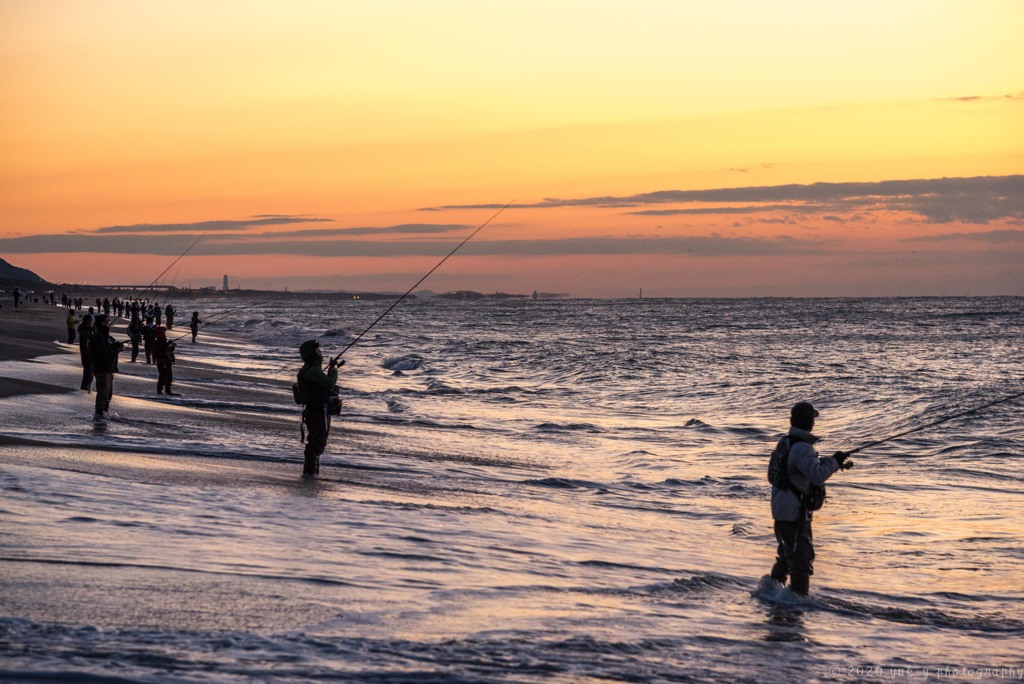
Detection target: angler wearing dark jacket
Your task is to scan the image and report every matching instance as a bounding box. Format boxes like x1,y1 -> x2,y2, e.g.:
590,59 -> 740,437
90,315 -> 124,417
78,314 -> 95,391
153,326 -> 178,395
297,339 -> 342,478
768,401 -> 850,596
127,318 -> 143,363
142,321 -> 156,364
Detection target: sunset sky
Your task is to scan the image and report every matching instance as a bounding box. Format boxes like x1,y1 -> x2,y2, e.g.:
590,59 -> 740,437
2,0 -> 1022,296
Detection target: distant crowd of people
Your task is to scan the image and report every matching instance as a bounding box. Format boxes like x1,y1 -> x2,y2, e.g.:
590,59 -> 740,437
61,295 -> 177,329
56,297 -> 203,418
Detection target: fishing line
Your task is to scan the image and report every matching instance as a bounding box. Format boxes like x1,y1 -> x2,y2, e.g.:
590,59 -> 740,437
848,387 -> 1024,454
164,263 -> 184,305
168,299 -> 273,344
334,200 -> 515,359
104,233 -> 207,331
135,233 -> 207,305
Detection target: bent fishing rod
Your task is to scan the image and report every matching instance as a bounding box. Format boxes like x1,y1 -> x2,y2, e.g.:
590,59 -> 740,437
329,200 -> 515,363
134,233 -> 207,305
844,388 -> 1024,456
103,233 -> 207,330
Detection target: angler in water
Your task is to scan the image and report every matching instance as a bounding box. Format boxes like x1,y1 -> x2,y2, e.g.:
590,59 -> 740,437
90,315 -> 126,418
767,401 -> 851,596
296,340 -> 344,478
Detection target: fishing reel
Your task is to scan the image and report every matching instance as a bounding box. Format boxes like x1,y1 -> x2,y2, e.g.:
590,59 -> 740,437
833,451 -> 855,470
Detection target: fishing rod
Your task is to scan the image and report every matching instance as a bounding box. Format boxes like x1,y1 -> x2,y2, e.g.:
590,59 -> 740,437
331,199 -> 515,362
132,233 -> 207,307
101,233 -> 207,331
846,388 -> 1024,455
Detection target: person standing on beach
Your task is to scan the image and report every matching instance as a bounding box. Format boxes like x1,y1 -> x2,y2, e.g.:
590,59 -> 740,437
13,288 -> 21,310
189,311 -> 201,343
78,314 -> 95,391
165,303 -> 175,330
90,315 -> 124,417
768,401 -> 850,596
66,310 -> 77,344
142,320 -> 156,364
127,316 -> 143,363
153,326 -> 179,396
297,340 -> 343,478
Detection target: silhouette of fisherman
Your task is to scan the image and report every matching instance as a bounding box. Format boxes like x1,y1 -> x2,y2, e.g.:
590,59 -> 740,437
153,325 -> 179,396
189,311 -> 201,343
66,310 -> 77,344
142,319 -> 156,364
768,401 -> 851,596
297,340 -> 343,478
78,314 -> 95,391
90,315 -> 125,417
165,303 -> 175,330
127,317 -> 142,362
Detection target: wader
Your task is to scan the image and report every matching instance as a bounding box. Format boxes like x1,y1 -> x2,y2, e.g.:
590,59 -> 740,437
302,402 -> 330,477
770,517 -> 815,596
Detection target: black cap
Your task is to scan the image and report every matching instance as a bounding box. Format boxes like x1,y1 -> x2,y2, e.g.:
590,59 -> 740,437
790,401 -> 819,426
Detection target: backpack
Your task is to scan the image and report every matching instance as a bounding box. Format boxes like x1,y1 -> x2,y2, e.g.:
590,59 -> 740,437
767,435 -> 826,511
292,367 -> 308,406
292,381 -> 307,405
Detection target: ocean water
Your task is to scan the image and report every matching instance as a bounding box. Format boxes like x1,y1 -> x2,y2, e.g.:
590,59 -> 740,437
1,296 -> 1022,683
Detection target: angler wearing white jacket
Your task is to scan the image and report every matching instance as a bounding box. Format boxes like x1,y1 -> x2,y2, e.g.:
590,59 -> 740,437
769,401 -> 850,595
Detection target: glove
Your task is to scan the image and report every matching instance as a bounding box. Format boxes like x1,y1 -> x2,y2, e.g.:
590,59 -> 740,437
832,451 -> 851,468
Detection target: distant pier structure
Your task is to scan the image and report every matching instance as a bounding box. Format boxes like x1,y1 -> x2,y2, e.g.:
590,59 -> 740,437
222,275 -> 229,291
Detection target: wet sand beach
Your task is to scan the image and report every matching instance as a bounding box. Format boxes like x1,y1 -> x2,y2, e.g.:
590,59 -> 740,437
0,302 -> 76,397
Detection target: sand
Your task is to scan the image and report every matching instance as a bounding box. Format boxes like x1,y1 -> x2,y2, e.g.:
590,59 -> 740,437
0,301 -> 77,397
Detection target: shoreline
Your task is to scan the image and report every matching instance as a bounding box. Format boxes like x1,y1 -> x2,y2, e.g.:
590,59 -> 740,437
0,302 -> 75,398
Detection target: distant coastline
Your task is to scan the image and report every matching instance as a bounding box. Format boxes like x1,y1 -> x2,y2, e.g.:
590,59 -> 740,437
1,282 -> 571,302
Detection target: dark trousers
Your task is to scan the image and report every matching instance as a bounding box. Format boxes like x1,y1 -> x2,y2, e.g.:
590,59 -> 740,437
67,328 -> 76,344
771,518 -> 815,595
94,373 -> 114,414
157,360 -> 173,393
302,404 -> 331,476
131,340 -> 140,362
80,356 -> 93,391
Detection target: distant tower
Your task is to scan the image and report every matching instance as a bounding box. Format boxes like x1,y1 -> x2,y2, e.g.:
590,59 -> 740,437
223,275 -> 229,291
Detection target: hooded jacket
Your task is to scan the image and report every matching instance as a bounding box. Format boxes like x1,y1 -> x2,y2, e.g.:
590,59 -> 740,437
770,426 -> 841,521
298,341 -> 338,406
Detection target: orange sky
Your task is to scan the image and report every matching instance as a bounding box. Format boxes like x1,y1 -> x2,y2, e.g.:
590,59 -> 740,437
1,1 -> 1022,296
